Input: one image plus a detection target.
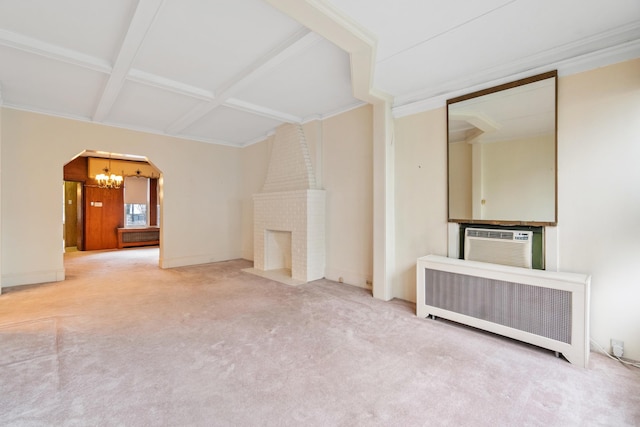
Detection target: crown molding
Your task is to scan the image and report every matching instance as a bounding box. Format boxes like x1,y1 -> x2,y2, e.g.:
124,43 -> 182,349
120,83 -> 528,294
2,103 -> 242,148
393,37 -> 640,118
301,100 -> 367,124
239,98 -> 369,147
2,102 -> 92,123
236,100 -> 368,148
224,98 -> 302,123
395,20 -> 640,107
238,131 -> 277,148
98,120 -> 240,148
555,38 -> 640,77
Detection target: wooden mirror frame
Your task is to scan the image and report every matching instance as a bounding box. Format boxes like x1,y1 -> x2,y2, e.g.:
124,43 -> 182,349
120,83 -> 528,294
446,70 -> 558,226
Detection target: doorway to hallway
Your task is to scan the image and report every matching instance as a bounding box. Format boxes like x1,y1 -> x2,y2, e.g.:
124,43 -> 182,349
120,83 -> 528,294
63,150 -> 162,260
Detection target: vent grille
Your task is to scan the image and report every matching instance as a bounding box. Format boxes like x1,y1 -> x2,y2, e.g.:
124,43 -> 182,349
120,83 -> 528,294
424,268 -> 571,343
122,230 -> 159,243
466,229 -> 514,240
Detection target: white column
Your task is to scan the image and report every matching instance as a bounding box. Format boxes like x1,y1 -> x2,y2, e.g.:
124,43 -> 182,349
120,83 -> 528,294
372,100 -> 395,301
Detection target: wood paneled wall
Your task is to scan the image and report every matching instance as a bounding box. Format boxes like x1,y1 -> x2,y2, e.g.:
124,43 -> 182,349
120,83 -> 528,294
64,182 -> 79,248
64,156 -> 89,181
149,178 -> 158,227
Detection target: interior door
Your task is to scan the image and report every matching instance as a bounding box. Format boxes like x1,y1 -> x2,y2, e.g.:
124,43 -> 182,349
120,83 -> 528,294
84,186 -> 124,250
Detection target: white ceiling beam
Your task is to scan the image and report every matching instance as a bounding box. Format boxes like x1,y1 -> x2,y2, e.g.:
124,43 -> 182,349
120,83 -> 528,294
0,28 -> 111,73
266,0 -> 392,104
224,98 -> 302,123
127,68 -> 214,101
93,0 -> 165,122
165,28 -> 319,134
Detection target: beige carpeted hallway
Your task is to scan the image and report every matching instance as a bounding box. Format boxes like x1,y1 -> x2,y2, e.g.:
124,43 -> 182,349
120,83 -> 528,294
1,248 -> 638,426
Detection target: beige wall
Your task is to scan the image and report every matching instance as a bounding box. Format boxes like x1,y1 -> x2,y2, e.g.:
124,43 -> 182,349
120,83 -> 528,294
322,105 -> 373,287
393,108 -> 449,301
240,135 -> 271,260
393,58 -> 640,360
1,108 -> 243,286
557,58 -> 640,360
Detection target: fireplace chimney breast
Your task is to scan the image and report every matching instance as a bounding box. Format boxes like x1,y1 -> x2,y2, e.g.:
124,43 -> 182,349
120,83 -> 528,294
253,124 -> 325,283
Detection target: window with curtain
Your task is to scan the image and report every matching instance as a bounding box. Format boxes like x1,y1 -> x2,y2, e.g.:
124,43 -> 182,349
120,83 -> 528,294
124,176 -> 149,227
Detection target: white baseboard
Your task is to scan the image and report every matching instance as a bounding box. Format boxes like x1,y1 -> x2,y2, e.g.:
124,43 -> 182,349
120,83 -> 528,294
324,267 -> 372,290
159,253 -> 241,269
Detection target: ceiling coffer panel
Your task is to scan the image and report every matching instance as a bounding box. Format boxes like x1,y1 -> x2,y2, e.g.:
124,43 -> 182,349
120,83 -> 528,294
132,0 -> 304,91
182,105 -> 284,145
235,38 -> 360,119
106,80 -> 203,132
0,45 -> 108,118
0,0 -> 136,61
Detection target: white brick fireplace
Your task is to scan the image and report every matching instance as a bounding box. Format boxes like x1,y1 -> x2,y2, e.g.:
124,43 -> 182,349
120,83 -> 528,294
250,124 -> 325,284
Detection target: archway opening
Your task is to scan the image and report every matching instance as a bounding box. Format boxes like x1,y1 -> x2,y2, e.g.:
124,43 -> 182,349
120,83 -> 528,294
63,150 -> 163,263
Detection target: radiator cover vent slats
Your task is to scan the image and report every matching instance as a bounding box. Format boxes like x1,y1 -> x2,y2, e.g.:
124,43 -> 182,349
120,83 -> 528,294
122,230 -> 159,243
424,269 -> 571,343
416,255 -> 591,367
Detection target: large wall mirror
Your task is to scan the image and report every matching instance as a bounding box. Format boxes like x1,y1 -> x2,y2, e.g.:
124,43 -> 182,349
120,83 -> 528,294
447,71 -> 557,225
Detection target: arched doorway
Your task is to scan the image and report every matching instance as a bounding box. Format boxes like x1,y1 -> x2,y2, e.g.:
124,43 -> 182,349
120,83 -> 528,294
63,150 -> 162,258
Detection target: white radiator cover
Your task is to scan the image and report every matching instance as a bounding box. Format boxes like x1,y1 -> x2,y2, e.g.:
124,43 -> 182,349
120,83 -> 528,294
417,255 -> 591,367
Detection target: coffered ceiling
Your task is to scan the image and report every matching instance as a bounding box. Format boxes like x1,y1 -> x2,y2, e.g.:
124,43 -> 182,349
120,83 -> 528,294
0,0 -> 638,147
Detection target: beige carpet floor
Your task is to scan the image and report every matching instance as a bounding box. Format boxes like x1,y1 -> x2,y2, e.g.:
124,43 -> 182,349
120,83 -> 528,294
0,248 -> 638,426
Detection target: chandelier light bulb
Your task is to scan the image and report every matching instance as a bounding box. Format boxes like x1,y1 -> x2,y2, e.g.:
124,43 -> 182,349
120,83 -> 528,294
96,165 -> 123,189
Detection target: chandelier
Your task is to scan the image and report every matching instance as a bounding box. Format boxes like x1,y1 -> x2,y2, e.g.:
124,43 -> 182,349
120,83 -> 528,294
95,157 -> 123,189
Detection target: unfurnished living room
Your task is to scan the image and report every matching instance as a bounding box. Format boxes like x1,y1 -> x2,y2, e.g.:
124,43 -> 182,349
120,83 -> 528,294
0,1 -> 639,426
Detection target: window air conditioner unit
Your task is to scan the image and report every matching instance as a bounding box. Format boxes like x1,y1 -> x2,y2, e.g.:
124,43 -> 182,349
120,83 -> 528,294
464,228 -> 533,269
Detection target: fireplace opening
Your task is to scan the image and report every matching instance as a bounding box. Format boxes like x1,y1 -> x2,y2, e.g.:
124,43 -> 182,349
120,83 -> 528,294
265,230 -> 292,275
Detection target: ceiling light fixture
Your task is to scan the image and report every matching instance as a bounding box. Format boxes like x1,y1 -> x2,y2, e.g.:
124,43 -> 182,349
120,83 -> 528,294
95,156 -> 123,189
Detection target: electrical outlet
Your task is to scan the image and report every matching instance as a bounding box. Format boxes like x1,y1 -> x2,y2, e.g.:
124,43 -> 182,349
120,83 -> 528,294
611,339 -> 624,358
